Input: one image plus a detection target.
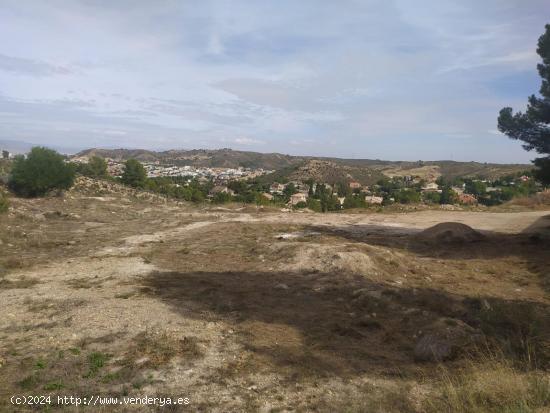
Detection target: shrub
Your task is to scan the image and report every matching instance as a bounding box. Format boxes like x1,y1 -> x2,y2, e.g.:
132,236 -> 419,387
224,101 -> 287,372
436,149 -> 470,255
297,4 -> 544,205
306,198 -> 322,212
212,191 -> 232,204
8,147 -> 75,197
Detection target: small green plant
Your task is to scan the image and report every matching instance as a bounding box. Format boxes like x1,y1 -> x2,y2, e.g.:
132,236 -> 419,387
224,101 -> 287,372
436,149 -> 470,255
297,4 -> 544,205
84,352 -> 110,378
69,347 -> 81,355
43,381 -> 64,391
18,375 -> 39,390
34,359 -> 46,370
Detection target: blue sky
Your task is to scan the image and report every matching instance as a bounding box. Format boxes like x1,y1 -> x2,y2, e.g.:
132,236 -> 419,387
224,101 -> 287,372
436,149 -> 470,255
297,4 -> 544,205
0,0 -> 548,162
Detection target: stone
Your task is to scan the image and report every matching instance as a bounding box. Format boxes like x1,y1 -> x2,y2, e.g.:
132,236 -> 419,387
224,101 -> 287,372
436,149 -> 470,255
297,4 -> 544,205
414,318 -> 482,362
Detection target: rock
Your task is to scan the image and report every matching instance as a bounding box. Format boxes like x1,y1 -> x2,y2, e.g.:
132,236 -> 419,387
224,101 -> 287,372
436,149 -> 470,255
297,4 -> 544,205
352,288 -> 382,300
414,318 -> 482,362
134,356 -> 150,366
274,283 -> 289,290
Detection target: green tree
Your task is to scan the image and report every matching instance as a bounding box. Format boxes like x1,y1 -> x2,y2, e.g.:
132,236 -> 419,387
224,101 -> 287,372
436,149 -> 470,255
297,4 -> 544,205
77,156 -> 108,178
393,189 -> 421,204
336,181 -> 351,197
8,147 -> 75,197
305,178 -> 315,197
2,150 -> 8,159
464,180 -> 487,196
306,197 -> 322,212
283,182 -> 297,197
87,156 -> 108,178
121,159 -> 147,188
343,194 -> 366,209
498,24 -> 550,184
227,180 -> 247,194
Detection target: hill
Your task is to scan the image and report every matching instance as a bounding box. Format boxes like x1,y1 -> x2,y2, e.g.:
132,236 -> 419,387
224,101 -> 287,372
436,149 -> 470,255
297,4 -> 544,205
75,148 -> 531,182
76,148 -> 304,170
287,159 -> 385,186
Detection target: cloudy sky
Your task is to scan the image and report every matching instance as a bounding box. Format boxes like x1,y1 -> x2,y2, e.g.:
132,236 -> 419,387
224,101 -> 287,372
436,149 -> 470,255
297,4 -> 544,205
0,0 -> 548,162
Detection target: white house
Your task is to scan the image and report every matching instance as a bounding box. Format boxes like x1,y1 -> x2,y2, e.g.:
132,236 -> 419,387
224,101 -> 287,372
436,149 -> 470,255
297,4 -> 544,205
365,195 -> 384,204
289,193 -> 308,205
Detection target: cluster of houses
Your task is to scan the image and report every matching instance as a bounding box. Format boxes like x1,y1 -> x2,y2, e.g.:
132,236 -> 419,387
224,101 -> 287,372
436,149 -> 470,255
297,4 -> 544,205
142,163 -> 271,182
260,175 -> 534,207
264,180 -> 383,206
71,157 -> 272,183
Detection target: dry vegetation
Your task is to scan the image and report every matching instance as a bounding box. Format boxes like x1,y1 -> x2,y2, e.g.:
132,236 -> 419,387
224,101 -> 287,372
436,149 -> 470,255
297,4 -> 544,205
0,177 -> 549,412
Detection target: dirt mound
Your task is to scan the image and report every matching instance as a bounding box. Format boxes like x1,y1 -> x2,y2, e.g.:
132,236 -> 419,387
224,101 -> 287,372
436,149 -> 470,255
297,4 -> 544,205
415,222 -> 484,243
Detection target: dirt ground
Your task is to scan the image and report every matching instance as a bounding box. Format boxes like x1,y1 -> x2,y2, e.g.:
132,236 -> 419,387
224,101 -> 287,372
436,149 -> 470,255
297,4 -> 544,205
1,180 -> 550,412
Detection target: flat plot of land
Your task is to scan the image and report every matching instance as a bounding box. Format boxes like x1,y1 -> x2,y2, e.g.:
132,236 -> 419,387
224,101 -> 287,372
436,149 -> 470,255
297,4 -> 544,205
1,187 -> 549,412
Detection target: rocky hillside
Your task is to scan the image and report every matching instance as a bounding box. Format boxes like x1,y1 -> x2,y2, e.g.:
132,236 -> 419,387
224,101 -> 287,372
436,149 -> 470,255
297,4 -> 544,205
288,160 -> 384,186
76,148 -> 305,170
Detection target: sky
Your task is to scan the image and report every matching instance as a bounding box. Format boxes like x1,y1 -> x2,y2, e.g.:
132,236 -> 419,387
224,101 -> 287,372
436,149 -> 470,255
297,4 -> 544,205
0,0 -> 548,163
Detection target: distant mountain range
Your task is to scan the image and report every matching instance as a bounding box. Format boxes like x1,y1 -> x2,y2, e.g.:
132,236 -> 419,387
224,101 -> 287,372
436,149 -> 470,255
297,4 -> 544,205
75,147 -> 532,185
0,139 -> 82,155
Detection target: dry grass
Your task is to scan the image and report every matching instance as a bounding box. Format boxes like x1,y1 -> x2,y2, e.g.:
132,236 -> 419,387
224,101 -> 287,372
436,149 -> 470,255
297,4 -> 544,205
506,190 -> 550,209
0,275 -> 39,289
124,330 -> 203,368
424,360 -> 550,413
24,297 -> 86,316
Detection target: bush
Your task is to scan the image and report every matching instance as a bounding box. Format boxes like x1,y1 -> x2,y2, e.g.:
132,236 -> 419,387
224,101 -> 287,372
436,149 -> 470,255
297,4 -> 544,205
212,192 -> 232,204
8,147 -> 75,197
121,159 -> 147,188
0,190 -> 8,213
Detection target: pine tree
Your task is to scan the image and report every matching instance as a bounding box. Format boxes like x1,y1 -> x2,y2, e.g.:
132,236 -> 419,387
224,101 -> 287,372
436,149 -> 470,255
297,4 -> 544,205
498,24 -> 550,184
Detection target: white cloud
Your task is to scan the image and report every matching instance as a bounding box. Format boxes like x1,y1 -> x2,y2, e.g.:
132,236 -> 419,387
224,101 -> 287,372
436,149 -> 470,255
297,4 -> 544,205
233,137 -> 265,145
0,0 -> 544,162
